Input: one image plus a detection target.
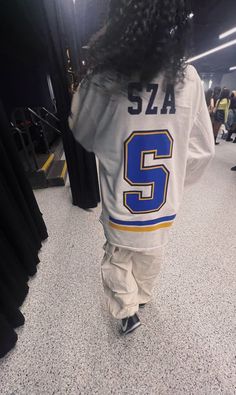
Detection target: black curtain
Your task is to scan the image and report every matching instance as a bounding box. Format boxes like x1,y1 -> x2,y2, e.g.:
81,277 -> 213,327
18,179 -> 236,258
0,0 -> 100,209
0,101 -> 48,358
40,0 -> 100,208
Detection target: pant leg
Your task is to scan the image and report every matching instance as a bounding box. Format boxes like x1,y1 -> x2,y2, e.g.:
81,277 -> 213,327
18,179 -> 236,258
101,242 -> 139,319
132,247 -> 164,305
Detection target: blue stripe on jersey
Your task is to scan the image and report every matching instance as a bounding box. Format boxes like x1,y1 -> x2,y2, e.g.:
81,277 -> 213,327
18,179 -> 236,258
109,214 -> 176,227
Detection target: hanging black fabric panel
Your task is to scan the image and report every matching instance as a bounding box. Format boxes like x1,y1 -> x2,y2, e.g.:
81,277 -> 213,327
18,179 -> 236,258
0,101 -> 48,358
0,101 -> 48,242
0,315 -> 18,359
0,231 -> 29,306
41,0 -> 100,209
1,0 -> 100,209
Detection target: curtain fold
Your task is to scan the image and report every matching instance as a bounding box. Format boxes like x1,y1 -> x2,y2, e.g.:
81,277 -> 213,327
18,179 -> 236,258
0,314 -> 18,359
0,101 -> 48,358
41,0 -> 100,208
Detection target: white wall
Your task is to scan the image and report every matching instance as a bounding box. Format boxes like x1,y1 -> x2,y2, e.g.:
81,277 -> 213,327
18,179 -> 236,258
201,79 -> 213,92
221,71 -> 236,91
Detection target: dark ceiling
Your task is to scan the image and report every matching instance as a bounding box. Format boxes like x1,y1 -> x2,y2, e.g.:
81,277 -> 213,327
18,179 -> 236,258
1,0 -> 236,77
191,0 -> 236,74
77,0 -> 236,76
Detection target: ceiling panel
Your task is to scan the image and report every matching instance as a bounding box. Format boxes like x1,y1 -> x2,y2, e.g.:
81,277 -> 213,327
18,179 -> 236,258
191,0 -> 236,73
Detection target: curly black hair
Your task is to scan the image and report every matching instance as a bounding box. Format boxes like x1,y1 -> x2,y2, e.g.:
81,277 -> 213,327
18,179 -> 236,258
219,88 -> 230,102
88,0 -> 191,84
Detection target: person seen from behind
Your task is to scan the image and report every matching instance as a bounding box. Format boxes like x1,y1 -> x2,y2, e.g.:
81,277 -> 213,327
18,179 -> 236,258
226,91 -> 236,143
205,88 -> 215,127
213,88 -> 231,145
69,0 -> 215,335
205,88 -> 214,114
213,86 -> 221,106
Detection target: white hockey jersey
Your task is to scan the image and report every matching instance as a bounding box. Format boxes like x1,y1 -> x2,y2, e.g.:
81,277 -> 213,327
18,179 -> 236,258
69,65 -> 215,250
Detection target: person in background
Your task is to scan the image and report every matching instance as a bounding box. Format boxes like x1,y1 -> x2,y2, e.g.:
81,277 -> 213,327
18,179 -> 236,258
211,86 -> 221,138
226,91 -> 236,142
205,88 -> 214,113
69,0 -> 215,335
205,88 -> 214,131
213,86 -> 221,107
213,88 -> 231,145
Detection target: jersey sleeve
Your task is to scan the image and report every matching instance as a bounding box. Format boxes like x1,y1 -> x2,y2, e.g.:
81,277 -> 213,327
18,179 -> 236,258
69,75 -> 110,152
184,69 -> 215,187
68,79 -> 96,152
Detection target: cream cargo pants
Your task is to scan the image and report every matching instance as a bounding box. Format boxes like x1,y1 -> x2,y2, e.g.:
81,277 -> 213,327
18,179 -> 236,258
101,242 -> 163,319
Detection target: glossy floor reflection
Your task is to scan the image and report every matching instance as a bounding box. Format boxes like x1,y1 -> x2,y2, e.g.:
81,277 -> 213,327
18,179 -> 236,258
0,140 -> 236,394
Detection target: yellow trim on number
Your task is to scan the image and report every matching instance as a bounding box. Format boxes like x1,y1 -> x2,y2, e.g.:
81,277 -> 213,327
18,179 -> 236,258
109,221 -> 173,233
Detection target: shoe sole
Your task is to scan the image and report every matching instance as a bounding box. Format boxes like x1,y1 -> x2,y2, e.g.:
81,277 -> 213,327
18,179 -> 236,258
122,321 -> 141,335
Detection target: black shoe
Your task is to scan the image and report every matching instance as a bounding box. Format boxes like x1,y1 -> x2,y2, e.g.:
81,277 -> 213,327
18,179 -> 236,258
231,166 -> 236,171
139,303 -> 147,309
121,314 -> 141,335
233,139 -> 236,143
215,141 -> 220,145
226,138 -> 233,142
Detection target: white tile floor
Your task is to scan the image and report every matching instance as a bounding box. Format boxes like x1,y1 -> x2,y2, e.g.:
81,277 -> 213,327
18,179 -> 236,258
0,141 -> 236,395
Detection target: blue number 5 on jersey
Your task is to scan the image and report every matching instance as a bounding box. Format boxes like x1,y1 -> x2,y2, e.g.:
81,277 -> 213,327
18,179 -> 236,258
124,130 -> 173,214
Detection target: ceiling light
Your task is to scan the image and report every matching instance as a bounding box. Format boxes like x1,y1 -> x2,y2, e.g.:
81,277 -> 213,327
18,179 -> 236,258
187,39 -> 236,63
188,12 -> 194,19
229,66 -> 236,71
219,27 -> 236,40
